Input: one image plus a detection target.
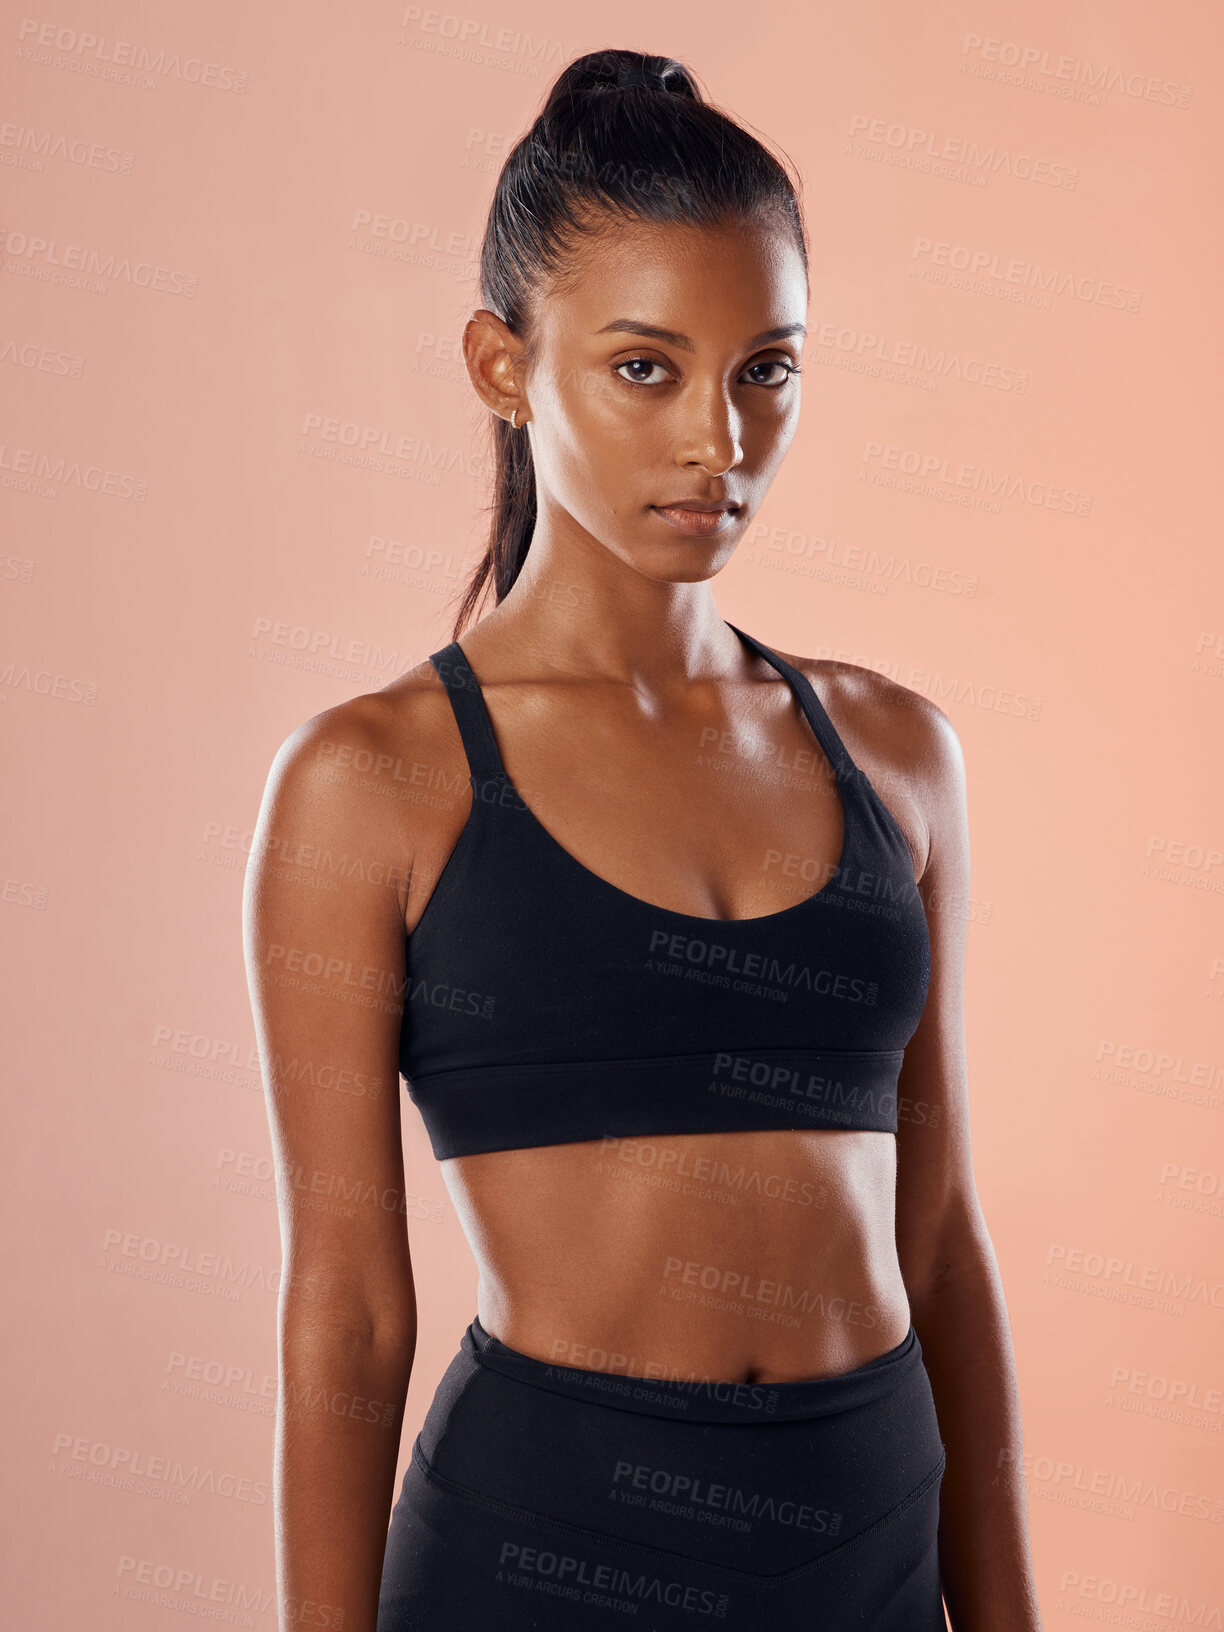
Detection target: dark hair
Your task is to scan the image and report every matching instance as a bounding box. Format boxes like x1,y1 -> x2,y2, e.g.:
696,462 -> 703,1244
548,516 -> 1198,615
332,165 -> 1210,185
449,46 -> 808,638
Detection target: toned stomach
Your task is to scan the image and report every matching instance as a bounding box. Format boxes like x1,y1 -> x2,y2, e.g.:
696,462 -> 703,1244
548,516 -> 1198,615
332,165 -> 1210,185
440,1126 -> 912,1386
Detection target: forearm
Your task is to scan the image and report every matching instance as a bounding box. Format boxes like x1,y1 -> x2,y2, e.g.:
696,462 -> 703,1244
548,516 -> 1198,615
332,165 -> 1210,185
274,1309 -> 416,1632
909,1249 -> 1043,1632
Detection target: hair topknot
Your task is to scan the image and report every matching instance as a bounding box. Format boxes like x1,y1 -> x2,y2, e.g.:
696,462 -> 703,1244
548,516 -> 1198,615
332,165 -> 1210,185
544,48 -> 702,104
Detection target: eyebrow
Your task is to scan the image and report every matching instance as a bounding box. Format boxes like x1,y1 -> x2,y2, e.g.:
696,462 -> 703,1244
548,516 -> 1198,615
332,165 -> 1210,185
594,319 -> 806,352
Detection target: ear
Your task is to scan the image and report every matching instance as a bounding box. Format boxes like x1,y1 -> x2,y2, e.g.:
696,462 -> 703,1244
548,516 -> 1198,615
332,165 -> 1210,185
462,308 -> 529,426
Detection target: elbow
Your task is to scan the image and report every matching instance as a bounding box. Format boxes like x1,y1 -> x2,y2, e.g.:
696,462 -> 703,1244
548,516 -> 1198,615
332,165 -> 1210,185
279,1279 -> 418,1358
900,1196 -> 997,1313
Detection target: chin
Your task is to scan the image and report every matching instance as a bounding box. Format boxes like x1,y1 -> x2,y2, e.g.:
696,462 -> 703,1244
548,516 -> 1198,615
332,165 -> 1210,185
631,543 -> 738,584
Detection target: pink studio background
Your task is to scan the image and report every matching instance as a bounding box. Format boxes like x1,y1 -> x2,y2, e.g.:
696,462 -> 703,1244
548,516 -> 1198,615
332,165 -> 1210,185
4,1 -> 1222,1625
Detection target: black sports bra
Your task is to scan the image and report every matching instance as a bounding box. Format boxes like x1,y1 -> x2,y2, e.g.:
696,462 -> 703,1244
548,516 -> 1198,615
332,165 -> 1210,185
398,622 -> 930,1159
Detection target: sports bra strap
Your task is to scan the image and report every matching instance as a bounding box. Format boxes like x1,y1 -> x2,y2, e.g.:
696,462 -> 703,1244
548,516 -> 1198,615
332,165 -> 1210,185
724,621 -> 855,774
428,641 -> 506,784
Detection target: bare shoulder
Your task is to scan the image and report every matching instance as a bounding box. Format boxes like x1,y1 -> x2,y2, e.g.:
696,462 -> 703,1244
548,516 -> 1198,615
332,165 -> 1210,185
790,652 -> 960,774
265,656 -> 460,795
779,648 -> 965,884
249,657 -> 470,918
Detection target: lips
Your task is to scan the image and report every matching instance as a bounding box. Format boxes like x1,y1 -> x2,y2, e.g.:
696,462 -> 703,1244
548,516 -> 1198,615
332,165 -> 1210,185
655,500 -> 736,513
651,502 -> 738,537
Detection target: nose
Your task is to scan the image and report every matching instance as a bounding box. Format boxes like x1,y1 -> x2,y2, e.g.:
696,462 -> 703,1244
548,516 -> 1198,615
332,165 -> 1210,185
674,386 -> 743,478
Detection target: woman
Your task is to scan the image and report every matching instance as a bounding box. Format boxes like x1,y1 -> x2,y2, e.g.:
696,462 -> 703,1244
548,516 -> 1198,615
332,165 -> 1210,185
244,47 -> 1043,1632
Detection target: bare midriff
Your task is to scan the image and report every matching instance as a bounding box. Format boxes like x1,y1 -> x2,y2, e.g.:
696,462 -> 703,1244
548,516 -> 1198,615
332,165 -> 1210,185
441,1130 -> 911,1386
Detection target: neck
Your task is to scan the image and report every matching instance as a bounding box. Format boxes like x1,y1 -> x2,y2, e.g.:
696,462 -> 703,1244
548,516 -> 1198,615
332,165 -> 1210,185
469,511 -> 751,688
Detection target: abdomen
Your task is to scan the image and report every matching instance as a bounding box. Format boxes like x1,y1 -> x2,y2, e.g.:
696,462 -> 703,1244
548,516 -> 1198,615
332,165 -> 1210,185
441,1126 -> 911,1384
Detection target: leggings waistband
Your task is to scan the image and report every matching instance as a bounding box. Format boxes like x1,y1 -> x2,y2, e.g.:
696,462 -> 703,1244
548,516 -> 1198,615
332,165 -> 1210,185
465,1316 -> 923,1424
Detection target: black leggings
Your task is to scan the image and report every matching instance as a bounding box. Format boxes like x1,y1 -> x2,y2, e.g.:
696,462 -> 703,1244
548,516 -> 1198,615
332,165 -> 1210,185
377,1316 -> 947,1630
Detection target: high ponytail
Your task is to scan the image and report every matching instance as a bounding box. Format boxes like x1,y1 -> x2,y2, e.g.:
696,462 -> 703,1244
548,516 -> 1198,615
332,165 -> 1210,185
449,47 -> 807,638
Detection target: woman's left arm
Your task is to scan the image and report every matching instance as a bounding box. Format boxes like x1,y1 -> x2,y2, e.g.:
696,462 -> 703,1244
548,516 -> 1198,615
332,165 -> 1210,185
891,697 -> 1044,1632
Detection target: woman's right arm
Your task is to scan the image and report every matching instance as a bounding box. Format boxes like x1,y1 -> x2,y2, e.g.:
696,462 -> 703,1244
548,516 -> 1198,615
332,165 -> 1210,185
243,702 -> 419,1632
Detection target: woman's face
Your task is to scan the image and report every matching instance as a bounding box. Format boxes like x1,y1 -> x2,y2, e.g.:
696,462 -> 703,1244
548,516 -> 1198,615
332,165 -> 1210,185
506,215 -> 808,584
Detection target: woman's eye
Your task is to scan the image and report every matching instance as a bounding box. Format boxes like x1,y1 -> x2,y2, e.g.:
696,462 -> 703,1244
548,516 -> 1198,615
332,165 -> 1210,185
744,359 -> 800,387
615,357 -> 670,386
